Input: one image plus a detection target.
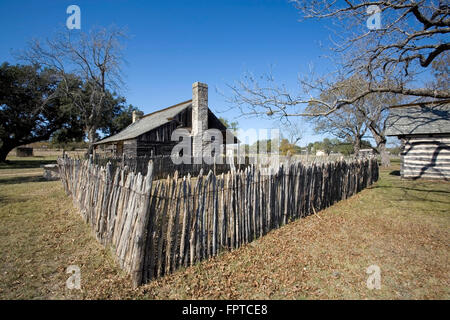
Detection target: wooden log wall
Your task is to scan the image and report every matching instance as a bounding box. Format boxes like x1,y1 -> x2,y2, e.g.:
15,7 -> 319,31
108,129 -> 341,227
58,156 -> 378,287
93,155 -> 251,180
400,134 -> 450,180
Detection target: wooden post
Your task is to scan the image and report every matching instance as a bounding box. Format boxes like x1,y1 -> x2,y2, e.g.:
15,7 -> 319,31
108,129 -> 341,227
130,161 -> 154,287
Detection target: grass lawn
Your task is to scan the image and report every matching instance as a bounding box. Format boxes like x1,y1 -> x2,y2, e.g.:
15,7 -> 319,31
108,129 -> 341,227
0,157 -> 448,299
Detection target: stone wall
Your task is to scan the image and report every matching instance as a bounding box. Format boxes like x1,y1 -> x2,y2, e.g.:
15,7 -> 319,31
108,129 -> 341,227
192,82 -> 208,161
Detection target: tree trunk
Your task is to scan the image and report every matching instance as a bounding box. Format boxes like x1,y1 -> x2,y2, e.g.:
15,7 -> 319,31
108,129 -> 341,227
353,136 -> 361,157
378,140 -> 390,167
0,143 -> 14,162
86,126 -> 97,156
0,149 -> 10,162
368,126 -> 390,167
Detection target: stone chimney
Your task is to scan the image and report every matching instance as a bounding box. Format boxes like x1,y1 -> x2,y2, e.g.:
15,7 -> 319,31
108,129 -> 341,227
192,82 -> 208,160
132,110 -> 142,123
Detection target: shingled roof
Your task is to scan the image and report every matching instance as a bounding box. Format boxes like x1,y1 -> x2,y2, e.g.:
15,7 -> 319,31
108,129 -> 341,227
385,100 -> 450,136
94,100 -> 192,145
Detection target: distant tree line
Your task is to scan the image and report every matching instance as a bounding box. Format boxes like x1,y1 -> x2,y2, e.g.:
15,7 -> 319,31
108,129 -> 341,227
306,138 -> 372,156
239,137 -> 385,157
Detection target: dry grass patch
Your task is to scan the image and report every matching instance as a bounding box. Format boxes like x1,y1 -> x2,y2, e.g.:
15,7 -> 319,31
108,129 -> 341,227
0,158 -> 448,299
137,163 -> 450,300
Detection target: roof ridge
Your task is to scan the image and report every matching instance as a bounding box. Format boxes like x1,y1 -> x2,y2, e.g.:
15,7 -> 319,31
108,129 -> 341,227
94,99 -> 192,145
140,99 -> 192,120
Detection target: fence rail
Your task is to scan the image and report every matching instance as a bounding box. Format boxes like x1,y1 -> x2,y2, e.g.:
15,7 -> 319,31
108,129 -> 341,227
58,155 -> 378,286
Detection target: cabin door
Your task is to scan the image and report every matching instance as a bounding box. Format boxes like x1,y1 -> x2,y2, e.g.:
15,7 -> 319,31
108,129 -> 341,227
116,142 -> 124,156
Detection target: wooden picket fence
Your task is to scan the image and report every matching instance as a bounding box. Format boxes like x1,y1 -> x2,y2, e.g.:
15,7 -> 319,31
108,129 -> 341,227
91,154 -> 251,179
58,156 -> 378,287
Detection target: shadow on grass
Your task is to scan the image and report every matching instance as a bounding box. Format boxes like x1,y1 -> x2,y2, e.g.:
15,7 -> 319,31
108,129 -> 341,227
374,184 -> 450,194
0,175 -> 48,185
0,159 -> 56,170
371,184 -> 450,205
389,170 -> 401,176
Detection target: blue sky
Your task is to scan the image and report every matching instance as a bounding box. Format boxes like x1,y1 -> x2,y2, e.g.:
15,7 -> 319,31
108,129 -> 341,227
0,0 -> 365,146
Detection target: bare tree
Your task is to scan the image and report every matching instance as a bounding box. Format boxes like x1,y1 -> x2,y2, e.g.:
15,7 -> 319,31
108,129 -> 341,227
284,122 -> 304,146
306,75 -> 369,156
226,1 -> 448,166
429,51 -> 449,91
228,1 -> 449,113
293,0 -> 449,102
360,87 -> 400,167
20,26 -> 128,154
276,115 -> 304,146
310,75 -> 401,165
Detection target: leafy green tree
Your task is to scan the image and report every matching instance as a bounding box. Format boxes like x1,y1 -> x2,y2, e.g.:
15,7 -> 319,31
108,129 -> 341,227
306,137 -> 372,156
279,138 -> 298,156
322,138 -> 334,155
0,63 -> 75,161
100,103 -> 142,136
334,142 -> 354,156
218,117 -> 239,134
249,139 -> 272,154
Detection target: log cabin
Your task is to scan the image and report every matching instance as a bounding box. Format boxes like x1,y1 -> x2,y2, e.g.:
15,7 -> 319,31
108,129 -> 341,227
94,82 -> 237,158
385,99 -> 450,180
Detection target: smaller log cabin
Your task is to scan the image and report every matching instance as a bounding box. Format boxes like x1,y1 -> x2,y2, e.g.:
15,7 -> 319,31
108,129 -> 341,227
94,82 -> 237,158
385,99 -> 450,180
